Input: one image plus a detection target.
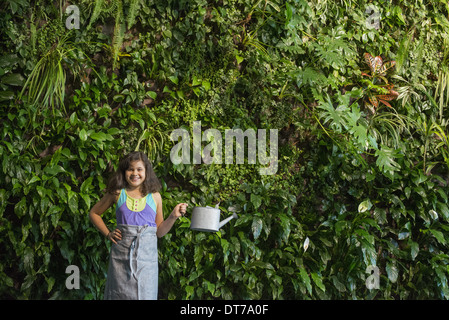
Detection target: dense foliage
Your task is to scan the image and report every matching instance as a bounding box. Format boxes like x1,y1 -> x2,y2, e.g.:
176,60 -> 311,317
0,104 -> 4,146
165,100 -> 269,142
1,0 -> 449,299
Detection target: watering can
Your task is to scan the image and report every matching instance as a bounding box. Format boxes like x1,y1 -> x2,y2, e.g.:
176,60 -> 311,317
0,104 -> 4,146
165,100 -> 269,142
190,205 -> 238,232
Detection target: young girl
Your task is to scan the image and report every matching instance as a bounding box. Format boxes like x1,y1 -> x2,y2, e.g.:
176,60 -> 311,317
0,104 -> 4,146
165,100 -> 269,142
89,151 -> 188,300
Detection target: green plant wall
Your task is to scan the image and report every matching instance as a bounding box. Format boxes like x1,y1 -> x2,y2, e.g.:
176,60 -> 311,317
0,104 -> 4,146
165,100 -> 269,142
1,0 -> 449,299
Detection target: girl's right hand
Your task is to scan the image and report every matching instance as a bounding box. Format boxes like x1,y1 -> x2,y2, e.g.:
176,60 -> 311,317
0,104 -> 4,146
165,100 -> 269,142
107,228 -> 122,244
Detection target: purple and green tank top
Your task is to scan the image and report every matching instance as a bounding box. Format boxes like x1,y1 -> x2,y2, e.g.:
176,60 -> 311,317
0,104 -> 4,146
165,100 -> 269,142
116,189 -> 157,226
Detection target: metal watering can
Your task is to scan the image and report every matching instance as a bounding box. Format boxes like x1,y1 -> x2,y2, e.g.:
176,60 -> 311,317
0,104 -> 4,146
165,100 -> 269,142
190,204 -> 238,232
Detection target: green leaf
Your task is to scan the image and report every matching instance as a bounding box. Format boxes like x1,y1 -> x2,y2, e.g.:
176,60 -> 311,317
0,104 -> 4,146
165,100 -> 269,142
299,267 -> 312,295
147,91 -> 157,99
58,239 -> 75,263
79,128 -> 87,142
278,214 -> 291,242
0,54 -> 20,68
44,165 -> 66,176
250,194 -> 262,209
358,199 -> 372,213
168,75 -> 178,85
80,177 -> 93,194
23,247 -> 34,273
332,276 -> 346,293
46,276 -> 55,293
437,202 -> 449,220
90,132 -> 111,141
163,29 -> 172,38
2,73 -> 24,86
80,193 -> 91,209
79,150 -> 87,162
202,80 -> 211,91
0,90 -> 14,101
311,272 -> 326,292
251,216 -> 263,240
430,229 -> 446,245
233,214 -> 251,228
113,94 -> 124,102
375,146 -> 401,173
192,76 -> 201,86
386,262 -> 398,283
236,54 -> 244,64
28,176 -> 41,185
186,285 -> 194,299
14,197 -> 27,218
404,186 -> 411,199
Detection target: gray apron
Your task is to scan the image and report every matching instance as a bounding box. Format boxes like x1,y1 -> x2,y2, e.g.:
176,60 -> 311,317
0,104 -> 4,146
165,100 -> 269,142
104,224 -> 158,300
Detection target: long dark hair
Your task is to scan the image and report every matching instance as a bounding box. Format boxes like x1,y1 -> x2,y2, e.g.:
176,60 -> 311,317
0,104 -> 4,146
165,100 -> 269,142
107,151 -> 161,196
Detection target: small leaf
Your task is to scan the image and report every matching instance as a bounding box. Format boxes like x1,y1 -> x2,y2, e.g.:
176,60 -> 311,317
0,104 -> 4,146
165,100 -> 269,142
0,90 -> 14,101
250,194 -> 262,209
113,94 -> 124,102
192,76 -> 201,86
46,276 -> 55,293
23,247 -> 34,273
311,272 -> 326,292
236,55 -> 244,64
386,262 -> 398,283
429,210 -> 438,220
202,80 -> 211,91
299,267 -> 312,295
28,176 -> 41,185
79,129 -> 87,141
90,132 -> 108,141
186,286 -> 194,299
2,73 -> 24,86
430,229 -> 446,245
251,216 -> 263,240
168,75 -> 178,85
404,187 -> 411,199
147,91 -> 157,99
0,54 -> 20,68
332,276 -> 346,293
398,232 -> 410,240
358,199 -> 372,213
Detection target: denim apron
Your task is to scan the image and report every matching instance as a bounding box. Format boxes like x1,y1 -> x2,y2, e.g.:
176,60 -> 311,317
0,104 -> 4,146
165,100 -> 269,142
104,224 -> 158,300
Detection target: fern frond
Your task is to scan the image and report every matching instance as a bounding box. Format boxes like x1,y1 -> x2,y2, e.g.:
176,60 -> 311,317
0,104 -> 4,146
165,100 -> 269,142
126,0 -> 141,29
112,0 -> 125,70
87,0 -> 104,29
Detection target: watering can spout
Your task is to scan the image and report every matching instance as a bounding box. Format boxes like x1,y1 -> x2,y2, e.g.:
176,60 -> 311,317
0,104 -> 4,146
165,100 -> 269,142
218,212 -> 238,229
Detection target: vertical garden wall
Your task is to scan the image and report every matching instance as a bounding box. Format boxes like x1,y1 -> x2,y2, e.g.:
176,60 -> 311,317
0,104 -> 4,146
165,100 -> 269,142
1,0 -> 449,299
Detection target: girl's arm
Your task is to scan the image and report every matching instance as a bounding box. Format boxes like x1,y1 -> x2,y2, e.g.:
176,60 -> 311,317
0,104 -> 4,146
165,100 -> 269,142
154,192 -> 188,238
89,192 -> 121,243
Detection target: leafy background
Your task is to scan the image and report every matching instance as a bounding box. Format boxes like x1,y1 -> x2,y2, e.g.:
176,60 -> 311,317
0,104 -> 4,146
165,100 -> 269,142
1,0 -> 449,299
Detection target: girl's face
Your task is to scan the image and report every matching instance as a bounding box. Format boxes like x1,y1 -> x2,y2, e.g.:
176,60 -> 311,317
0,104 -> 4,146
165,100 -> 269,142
125,160 -> 146,189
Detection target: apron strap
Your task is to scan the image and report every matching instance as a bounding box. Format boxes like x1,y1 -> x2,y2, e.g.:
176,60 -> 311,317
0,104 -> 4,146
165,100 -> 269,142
129,225 -> 148,280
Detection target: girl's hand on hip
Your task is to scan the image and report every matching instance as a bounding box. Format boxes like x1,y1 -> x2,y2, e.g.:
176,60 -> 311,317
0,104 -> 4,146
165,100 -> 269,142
107,228 -> 122,244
